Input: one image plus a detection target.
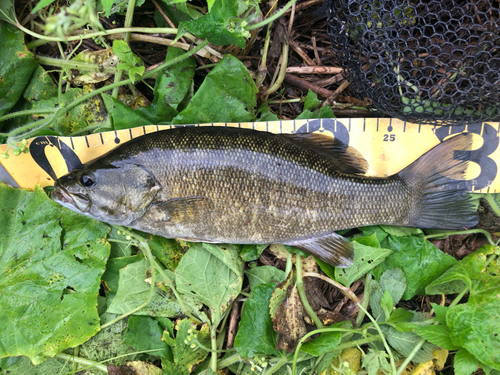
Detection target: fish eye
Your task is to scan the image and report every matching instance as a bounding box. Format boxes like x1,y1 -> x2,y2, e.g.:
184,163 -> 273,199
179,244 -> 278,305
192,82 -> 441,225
79,171 -> 96,188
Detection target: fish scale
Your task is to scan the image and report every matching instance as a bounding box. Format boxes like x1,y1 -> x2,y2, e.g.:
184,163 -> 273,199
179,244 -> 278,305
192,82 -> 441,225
52,127 -> 478,267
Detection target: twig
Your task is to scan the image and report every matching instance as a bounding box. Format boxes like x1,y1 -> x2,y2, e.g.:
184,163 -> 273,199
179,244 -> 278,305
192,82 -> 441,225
303,272 -> 359,303
284,0 -> 324,13
286,66 -> 343,74
311,35 -> 321,65
107,33 -> 222,59
260,42 -> 289,96
314,73 -> 344,87
322,80 -> 350,107
289,39 -> 315,66
267,67 -> 333,97
226,300 -> 240,348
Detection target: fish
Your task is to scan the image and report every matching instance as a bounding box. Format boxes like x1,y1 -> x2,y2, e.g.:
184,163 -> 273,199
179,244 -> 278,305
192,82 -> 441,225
51,127 -> 478,267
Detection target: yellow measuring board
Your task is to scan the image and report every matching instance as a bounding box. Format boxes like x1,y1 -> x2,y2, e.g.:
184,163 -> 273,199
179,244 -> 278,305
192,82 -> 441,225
1,118 -> 499,193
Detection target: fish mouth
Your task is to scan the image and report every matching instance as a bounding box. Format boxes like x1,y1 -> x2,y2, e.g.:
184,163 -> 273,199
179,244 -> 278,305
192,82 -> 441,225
52,183 -> 91,213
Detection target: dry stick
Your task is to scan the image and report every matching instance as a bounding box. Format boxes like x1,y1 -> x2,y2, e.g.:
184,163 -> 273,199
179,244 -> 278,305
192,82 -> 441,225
107,33 -> 222,59
311,36 -> 321,65
283,72 -> 333,98
284,0 -> 324,13
314,73 -> 345,87
286,66 -> 343,74
289,39 -> 316,66
302,272 -> 359,303
225,300 -> 240,348
322,80 -> 350,107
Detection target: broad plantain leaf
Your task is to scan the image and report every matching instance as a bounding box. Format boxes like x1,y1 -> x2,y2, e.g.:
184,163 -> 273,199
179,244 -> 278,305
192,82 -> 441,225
0,184 -> 110,364
245,266 -> 286,289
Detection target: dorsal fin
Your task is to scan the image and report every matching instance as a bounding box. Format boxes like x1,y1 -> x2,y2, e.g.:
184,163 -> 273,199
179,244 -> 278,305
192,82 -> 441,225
281,133 -> 369,175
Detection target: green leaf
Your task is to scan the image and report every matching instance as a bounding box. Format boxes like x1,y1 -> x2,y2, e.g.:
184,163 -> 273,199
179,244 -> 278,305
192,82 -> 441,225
383,326 -> 436,363
245,266 -> 286,289
360,225 -> 389,244
379,235 -> 457,299
369,268 -> 406,321
413,325 -> 460,350
426,246 -> 500,369
350,233 -> 381,248
149,235 -> 184,270
380,290 -> 394,321
300,321 -> 350,356
172,54 -> 257,124
162,318 -> 210,375
388,308 -> 414,323
153,47 -> 196,123
113,40 -> 144,83
102,93 -> 154,130
32,87 -> 107,134
102,254 -> 144,294
0,23 -> 37,117
380,225 -> 423,236
362,349 -> 392,375
240,244 -> 268,262
234,283 -> 279,357
23,65 -> 58,104
296,105 -> 335,120
124,315 -> 171,359
175,242 -> 243,326
0,184 -> 110,364
334,241 -> 392,287
31,0 -> 57,13
101,0 -> 115,17
431,303 -> 449,325
256,104 -> 279,121
107,258 -> 189,317
303,90 -> 321,111
0,0 -> 16,23
108,226 -> 134,257
454,348 -> 480,375
181,0 -> 245,47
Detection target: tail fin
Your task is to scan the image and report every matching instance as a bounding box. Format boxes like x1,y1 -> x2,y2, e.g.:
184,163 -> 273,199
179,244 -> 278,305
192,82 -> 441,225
399,133 -> 479,229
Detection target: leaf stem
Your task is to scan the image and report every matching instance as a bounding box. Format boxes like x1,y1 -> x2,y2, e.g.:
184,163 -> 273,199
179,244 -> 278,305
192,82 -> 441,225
34,54 -> 118,74
263,355 -> 288,375
0,108 -> 56,122
217,352 -> 242,368
55,353 -> 108,373
303,272 -> 359,303
295,255 -> 323,329
210,325 -> 218,372
112,0 -> 137,98
424,229 -> 495,246
245,0 -> 298,31
484,194 -> 500,217
449,285 -> 469,308
357,303 -> 397,374
396,338 -> 426,375
260,42 -> 288,96
25,26 -> 177,49
356,273 -> 372,328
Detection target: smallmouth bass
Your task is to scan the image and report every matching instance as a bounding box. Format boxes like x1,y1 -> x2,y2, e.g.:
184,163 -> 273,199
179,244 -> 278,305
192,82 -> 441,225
52,127 -> 478,267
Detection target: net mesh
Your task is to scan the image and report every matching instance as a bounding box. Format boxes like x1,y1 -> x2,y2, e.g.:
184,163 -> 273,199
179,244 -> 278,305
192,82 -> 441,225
325,0 -> 500,124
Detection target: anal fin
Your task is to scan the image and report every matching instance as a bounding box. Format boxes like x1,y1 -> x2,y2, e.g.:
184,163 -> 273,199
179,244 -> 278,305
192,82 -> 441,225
284,232 -> 354,268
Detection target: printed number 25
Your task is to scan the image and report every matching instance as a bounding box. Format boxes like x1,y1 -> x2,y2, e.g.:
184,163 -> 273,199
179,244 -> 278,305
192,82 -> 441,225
383,134 -> 395,142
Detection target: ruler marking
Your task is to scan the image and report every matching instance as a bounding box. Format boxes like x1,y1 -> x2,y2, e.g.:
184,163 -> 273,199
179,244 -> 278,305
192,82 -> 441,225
142,126 -> 146,134
266,121 -> 269,132
99,133 -> 104,145
114,131 -> 120,144
481,123 -> 485,136
348,118 -> 351,132
363,118 -> 366,132
70,138 -> 74,149
129,129 -> 133,140
488,186 -> 491,193
418,123 -> 421,133
279,120 -> 282,133
156,125 -> 159,131
85,136 -> 90,148
376,118 -> 379,132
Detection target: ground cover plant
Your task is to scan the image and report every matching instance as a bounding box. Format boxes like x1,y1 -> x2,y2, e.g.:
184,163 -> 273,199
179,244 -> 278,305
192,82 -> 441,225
0,0 -> 499,374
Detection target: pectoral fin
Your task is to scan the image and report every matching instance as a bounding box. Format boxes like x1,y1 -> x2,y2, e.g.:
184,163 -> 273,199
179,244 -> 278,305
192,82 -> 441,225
285,232 -> 354,267
147,196 -> 214,223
